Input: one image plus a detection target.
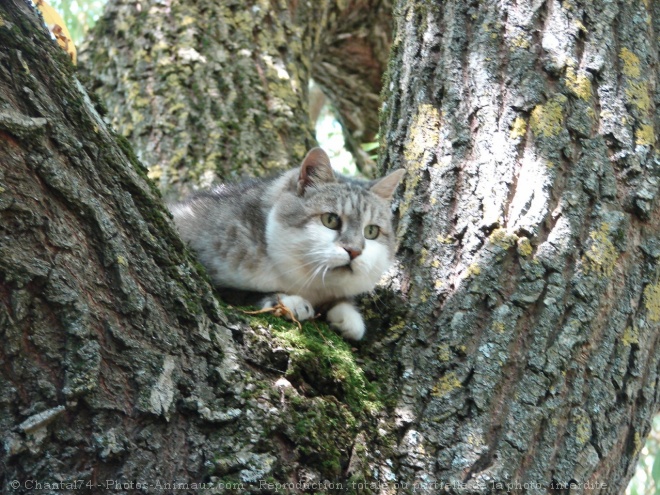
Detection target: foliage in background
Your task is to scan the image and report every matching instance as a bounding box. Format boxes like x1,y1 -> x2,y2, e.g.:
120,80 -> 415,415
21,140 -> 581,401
46,0 -> 105,44
627,415 -> 660,495
32,2 -> 660,493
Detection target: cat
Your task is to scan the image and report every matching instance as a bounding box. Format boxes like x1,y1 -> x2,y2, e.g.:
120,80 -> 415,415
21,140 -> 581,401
169,148 -> 404,340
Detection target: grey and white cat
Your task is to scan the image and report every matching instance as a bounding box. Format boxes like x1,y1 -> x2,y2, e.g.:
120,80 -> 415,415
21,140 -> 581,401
170,148 -> 404,340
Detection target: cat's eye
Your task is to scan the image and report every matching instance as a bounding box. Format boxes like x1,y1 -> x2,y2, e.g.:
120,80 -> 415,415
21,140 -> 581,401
364,225 -> 380,239
321,212 -> 341,230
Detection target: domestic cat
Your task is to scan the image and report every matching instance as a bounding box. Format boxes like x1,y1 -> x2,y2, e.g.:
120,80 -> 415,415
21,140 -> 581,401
169,148 -> 404,340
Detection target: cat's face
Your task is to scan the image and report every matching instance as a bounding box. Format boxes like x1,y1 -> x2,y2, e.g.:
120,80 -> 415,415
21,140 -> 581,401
265,149 -> 404,304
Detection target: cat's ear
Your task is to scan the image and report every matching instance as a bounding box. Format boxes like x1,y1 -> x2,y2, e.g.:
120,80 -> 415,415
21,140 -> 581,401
297,148 -> 335,195
370,169 -> 405,199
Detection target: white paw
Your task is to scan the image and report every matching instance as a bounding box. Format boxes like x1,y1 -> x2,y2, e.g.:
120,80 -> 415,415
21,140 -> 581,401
262,294 -> 315,321
326,302 -> 365,341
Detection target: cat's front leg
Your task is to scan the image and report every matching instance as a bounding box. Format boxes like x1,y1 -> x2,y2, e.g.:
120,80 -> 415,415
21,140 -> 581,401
261,294 -> 315,321
326,301 -> 365,341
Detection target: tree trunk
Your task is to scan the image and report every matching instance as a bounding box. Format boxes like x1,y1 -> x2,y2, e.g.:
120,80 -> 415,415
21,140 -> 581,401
2,0 -> 659,494
378,0 -> 660,492
79,0 -> 392,199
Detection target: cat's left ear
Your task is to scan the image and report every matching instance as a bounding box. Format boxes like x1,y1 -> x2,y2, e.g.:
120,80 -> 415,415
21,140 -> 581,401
370,169 -> 405,199
297,148 -> 336,195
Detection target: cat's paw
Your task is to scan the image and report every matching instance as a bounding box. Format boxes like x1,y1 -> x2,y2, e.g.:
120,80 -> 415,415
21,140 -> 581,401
262,294 -> 315,321
326,302 -> 365,340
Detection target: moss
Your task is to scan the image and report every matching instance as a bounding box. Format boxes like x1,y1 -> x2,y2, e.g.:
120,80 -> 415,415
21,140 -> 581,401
288,394 -> 358,478
635,124 -> 655,146
643,283 -> 660,322
431,372 -> 462,398
247,313 -> 382,415
620,48 -> 641,78
510,116 -> 527,139
530,95 -> 566,138
582,223 -> 618,277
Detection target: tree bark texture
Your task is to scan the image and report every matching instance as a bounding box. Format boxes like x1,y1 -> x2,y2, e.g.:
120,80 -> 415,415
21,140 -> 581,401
379,0 -> 660,492
1,3 -> 398,493
80,0 -> 392,199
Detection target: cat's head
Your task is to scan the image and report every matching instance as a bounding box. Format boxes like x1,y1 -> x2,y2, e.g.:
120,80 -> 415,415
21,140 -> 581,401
266,148 -> 405,302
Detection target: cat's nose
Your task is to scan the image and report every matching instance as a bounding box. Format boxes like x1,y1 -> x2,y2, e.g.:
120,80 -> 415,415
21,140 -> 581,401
344,247 -> 362,260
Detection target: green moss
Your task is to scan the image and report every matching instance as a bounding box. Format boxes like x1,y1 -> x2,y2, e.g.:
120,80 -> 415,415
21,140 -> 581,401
248,313 -> 382,415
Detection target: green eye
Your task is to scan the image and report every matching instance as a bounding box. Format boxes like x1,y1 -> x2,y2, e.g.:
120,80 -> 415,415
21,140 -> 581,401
321,212 -> 341,230
364,225 -> 380,239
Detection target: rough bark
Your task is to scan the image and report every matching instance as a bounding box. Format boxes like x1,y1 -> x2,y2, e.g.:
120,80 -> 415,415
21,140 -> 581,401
0,2 -> 380,492
79,0 -> 392,199
2,0 -> 660,494
379,0 -> 660,492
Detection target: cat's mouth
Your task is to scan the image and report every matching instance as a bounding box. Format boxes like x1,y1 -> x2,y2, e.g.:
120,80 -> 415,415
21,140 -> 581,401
334,263 -> 354,273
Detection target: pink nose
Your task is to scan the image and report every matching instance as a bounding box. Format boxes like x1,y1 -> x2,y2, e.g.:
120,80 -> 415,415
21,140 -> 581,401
344,248 -> 361,260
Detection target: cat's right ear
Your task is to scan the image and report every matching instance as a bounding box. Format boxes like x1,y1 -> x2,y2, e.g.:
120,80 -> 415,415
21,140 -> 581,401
297,148 -> 335,195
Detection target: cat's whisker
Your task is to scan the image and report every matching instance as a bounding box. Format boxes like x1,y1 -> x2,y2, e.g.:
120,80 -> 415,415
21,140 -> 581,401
169,146 -> 404,341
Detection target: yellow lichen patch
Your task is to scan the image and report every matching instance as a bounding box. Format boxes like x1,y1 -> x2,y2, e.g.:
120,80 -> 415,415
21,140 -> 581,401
148,165 -> 163,182
437,234 -> 453,244
625,82 -> 651,112
530,96 -> 566,137
635,124 -> 655,146
419,248 -> 428,266
575,414 -> 591,445
565,65 -> 592,100
116,256 -> 128,267
436,344 -> 451,362
490,228 -> 517,249
583,223 -> 618,277
620,48 -> 641,78
517,237 -> 533,257
404,104 -> 441,165
431,372 -> 462,398
621,326 -> 639,346
434,279 -> 443,289
643,283 -> 660,322
510,117 -> 527,139
510,34 -> 530,50
467,264 -> 481,277
399,104 -> 441,237
431,259 -> 440,268
573,20 -> 587,34
180,16 -> 196,27
493,322 -> 506,334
